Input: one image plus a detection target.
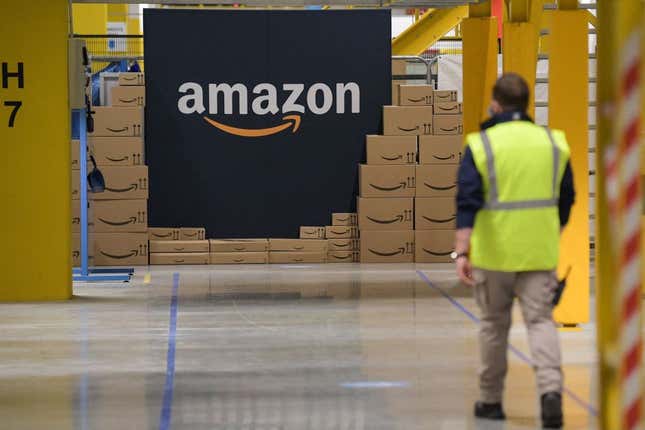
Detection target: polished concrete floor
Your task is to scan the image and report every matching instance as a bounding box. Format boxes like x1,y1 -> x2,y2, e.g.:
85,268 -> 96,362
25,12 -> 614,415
0,264 -> 597,429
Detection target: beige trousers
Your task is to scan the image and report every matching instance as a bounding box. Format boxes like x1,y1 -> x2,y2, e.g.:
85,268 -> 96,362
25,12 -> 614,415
472,269 -> 563,403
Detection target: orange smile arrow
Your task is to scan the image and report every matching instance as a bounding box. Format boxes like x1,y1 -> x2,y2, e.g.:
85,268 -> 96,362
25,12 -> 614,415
203,115 -> 301,137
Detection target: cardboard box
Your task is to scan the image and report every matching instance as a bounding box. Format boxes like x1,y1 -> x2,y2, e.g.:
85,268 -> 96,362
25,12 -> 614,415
391,82 -> 400,106
300,227 -> 326,239
269,239 -> 327,252
332,213 -> 357,226
383,106 -> 433,136
359,164 -> 416,198
89,107 -> 144,138
90,137 -> 144,166
392,59 -> 407,76
71,139 -> 80,170
415,197 -> 456,230
92,199 -> 147,233
210,252 -> 269,264
325,226 -> 359,239
358,197 -> 413,230
71,174 -> 80,200
327,251 -> 360,263
91,166 -> 148,200
269,251 -> 327,264
93,233 -> 148,266
360,231 -> 414,263
149,228 -> 180,241
150,253 -> 209,265
180,227 -> 206,241
419,135 -> 464,165
415,230 -> 455,263
72,200 -> 94,233
111,86 -> 145,107
72,233 -> 94,267
416,165 -> 459,197
209,239 -> 269,252
433,90 -> 458,104
433,114 -> 463,135
398,85 -> 433,106
327,238 -> 360,251
366,135 -> 417,165
118,72 -> 145,86
150,240 -> 209,253
434,101 -> 463,115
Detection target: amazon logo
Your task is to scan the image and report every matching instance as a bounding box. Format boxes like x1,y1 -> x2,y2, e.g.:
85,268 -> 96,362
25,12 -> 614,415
103,124 -> 142,136
97,211 -> 146,227
436,126 -> 463,133
398,123 -> 431,134
100,244 -> 148,259
422,248 -> 453,257
105,178 -> 147,194
381,152 -> 416,164
423,182 -> 457,191
369,242 -> 414,257
369,177 -> 415,192
177,82 -> 360,138
406,96 -> 432,104
366,210 -> 413,225
118,96 -> 144,106
422,215 -> 456,224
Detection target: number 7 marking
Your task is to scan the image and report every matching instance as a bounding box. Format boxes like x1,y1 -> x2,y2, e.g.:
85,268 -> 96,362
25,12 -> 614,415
4,101 -> 22,127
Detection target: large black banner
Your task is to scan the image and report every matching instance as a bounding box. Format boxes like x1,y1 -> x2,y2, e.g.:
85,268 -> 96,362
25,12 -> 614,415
144,9 -> 391,238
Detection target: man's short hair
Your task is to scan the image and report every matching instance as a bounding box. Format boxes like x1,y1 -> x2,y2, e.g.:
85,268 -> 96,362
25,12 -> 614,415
493,73 -> 530,112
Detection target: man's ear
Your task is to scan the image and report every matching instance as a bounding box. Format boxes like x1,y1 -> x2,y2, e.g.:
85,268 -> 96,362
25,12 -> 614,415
490,99 -> 503,114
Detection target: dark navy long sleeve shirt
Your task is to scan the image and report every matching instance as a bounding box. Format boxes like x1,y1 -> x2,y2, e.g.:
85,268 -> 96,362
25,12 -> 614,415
456,113 -> 576,229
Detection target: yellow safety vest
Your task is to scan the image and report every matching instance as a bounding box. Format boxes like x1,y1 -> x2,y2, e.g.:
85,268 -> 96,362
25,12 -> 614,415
467,121 -> 571,272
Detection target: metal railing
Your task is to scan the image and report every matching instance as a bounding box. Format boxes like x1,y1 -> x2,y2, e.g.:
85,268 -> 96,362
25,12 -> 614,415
73,34 -> 144,71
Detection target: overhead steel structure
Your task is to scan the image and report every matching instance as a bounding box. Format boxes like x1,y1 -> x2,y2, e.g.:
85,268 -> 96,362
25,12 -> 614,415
71,0 -> 483,6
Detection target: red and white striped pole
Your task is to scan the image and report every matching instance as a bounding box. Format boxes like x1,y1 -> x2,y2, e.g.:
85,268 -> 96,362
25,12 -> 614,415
619,30 -> 642,430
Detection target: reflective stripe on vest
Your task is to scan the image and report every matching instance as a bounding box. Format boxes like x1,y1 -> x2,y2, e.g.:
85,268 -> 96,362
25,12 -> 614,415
479,127 -> 560,210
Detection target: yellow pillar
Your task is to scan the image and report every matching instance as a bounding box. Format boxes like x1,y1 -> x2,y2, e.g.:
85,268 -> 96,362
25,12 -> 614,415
0,0 -> 72,301
462,11 -> 498,134
549,10 -> 590,325
72,4 -> 107,34
502,0 -> 542,119
597,1 -> 644,428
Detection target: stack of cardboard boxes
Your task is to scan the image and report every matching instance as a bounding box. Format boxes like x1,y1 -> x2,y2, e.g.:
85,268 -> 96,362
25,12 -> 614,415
71,139 -> 94,267
90,72 -> 149,266
326,213 -> 360,263
150,235 -> 209,265
148,227 -> 210,265
268,238 -> 328,264
358,69 -> 461,263
210,239 -> 269,264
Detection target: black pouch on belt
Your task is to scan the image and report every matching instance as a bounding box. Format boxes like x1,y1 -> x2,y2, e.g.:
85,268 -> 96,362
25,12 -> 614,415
87,155 -> 105,193
552,266 -> 572,307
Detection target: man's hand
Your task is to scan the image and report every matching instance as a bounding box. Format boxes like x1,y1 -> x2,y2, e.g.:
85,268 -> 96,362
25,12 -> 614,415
456,256 -> 475,286
455,228 -> 474,286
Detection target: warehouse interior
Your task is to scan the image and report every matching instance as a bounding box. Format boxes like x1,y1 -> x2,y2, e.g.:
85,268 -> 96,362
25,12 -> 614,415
0,0 -> 641,429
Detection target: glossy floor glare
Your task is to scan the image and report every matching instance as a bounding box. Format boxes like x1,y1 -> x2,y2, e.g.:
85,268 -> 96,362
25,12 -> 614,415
0,264 -> 597,430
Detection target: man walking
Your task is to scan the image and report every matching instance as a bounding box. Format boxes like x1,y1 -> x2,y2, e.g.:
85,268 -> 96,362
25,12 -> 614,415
453,73 -> 575,429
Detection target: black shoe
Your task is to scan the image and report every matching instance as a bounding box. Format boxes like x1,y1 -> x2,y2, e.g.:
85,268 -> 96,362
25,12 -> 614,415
541,392 -> 563,429
474,401 -> 506,420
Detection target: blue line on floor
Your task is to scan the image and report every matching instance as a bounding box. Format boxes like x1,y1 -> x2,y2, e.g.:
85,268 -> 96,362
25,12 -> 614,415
416,269 -> 599,417
160,272 -> 180,430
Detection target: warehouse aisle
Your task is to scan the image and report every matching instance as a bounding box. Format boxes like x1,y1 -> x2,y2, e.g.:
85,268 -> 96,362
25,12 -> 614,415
0,265 -> 596,429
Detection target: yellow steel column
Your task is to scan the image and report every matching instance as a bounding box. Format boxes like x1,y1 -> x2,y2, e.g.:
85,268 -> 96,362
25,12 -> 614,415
392,6 -> 469,56
462,1 -> 499,134
72,4 -> 107,34
597,1 -> 644,428
0,0 -> 72,301
502,0 -> 542,118
548,8 -> 589,325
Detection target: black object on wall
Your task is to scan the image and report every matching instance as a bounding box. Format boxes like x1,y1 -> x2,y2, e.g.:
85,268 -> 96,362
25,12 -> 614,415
144,9 -> 391,238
